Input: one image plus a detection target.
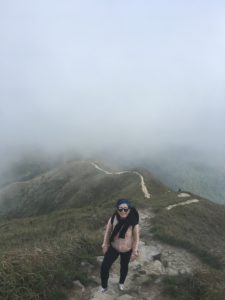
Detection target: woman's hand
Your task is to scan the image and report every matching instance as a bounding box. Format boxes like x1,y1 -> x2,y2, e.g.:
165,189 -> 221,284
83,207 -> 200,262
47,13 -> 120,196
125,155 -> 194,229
131,250 -> 139,261
102,244 -> 109,255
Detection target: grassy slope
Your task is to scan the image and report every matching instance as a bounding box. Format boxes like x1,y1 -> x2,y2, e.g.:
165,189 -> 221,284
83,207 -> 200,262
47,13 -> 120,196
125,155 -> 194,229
0,160 -> 225,299
145,157 -> 225,204
0,208 -> 101,299
150,193 -> 225,267
149,186 -> 225,299
0,161 -> 146,219
0,160 -> 148,299
126,167 -> 225,299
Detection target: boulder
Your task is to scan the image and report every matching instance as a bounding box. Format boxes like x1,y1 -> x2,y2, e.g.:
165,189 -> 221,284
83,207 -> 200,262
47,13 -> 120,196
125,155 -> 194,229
81,261 -> 94,269
72,280 -> 85,292
97,256 -> 104,264
150,260 -> 163,275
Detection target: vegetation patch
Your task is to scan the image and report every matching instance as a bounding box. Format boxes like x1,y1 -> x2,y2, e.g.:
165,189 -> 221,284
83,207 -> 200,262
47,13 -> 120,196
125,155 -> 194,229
151,199 -> 225,268
162,269 -> 225,300
0,233 -> 99,300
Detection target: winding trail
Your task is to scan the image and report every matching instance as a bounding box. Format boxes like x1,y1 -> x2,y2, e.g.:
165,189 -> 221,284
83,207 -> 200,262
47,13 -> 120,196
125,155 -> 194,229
166,199 -> 199,210
91,162 -> 151,199
69,162 -> 203,300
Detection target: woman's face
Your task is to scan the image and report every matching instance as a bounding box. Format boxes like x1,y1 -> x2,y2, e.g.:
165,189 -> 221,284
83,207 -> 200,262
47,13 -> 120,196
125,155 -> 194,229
117,205 -> 130,218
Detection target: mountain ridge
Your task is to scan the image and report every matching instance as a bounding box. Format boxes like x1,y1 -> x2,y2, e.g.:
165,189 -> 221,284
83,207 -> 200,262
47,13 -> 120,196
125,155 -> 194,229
0,159 -> 225,299
0,160 -> 153,219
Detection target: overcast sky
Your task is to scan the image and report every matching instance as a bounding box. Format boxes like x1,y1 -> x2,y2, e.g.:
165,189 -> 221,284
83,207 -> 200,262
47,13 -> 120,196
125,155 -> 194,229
0,0 -> 225,163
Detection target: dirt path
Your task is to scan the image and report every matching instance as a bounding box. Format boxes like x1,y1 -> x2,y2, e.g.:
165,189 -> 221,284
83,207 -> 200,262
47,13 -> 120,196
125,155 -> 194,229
70,209 -> 203,300
166,199 -> 199,210
91,162 -> 151,198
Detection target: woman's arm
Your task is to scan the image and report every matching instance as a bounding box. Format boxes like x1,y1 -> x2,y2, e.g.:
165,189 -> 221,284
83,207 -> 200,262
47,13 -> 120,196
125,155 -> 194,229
131,224 -> 140,260
102,218 -> 113,254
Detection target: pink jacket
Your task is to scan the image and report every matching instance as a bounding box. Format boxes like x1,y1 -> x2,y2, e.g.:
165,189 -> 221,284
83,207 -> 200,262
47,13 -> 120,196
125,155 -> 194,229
102,215 -> 140,253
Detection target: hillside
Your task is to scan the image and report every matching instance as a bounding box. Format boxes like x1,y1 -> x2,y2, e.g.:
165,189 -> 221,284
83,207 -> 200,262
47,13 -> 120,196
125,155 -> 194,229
0,160 -> 149,219
0,152 -> 62,189
142,150 -> 225,204
0,159 -> 225,299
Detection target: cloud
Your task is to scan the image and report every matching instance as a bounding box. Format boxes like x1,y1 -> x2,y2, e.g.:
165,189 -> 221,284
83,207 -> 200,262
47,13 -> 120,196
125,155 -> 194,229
0,0 -> 225,164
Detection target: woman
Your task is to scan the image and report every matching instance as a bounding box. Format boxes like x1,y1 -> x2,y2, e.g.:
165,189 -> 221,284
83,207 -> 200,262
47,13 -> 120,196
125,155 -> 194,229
99,199 -> 140,293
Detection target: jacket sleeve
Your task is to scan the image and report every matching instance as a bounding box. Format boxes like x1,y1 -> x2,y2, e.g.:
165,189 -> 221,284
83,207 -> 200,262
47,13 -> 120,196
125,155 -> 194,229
102,218 -> 113,247
132,224 -> 140,252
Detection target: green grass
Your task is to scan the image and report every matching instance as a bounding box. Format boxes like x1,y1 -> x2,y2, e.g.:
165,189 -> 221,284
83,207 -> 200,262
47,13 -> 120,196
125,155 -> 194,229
0,162 -> 147,219
1,159 -> 225,299
0,236 -> 98,300
148,189 -> 225,300
0,185 -> 148,300
162,269 -> 225,300
0,205 -> 105,299
0,207 -> 104,252
150,198 -> 225,268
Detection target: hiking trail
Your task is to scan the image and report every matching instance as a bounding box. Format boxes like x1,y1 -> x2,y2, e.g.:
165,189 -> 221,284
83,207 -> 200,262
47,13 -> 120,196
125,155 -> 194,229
91,162 -> 151,199
70,208 -> 203,300
69,163 -> 202,299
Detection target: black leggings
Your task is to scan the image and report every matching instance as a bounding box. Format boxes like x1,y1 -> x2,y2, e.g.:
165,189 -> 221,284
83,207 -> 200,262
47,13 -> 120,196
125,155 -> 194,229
100,245 -> 132,288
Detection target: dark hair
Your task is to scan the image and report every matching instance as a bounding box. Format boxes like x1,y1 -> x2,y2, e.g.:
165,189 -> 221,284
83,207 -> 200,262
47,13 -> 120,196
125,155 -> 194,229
116,199 -> 131,208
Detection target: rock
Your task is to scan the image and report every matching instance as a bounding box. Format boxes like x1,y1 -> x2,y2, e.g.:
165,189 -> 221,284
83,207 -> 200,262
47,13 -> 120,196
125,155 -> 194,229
35,247 -> 42,252
185,267 -> 192,274
81,261 -> 94,269
72,280 -> 85,292
90,294 -> 113,300
134,264 -> 142,272
138,270 -> 147,275
90,275 -> 98,282
117,295 -> 133,300
139,241 -> 146,246
97,256 -> 104,264
152,253 -> 162,261
179,267 -> 192,274
139,245 -> 161,262
167,268 -> 179,276
154,277 -> 162,284
151,260 -> 163,275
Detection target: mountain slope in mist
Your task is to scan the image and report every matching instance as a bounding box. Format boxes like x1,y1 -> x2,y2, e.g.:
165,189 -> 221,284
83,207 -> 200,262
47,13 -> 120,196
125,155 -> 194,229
0,160 -> 159,219
0,152 -> 62,189
141,148 -> 225,204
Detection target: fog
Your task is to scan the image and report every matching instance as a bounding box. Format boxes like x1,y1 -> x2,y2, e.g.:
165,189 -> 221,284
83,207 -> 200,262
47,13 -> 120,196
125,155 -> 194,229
1,0 -> 225,169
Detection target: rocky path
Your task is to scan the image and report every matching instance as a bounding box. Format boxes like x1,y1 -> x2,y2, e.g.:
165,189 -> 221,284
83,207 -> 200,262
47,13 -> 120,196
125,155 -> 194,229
70,208 -> 203,300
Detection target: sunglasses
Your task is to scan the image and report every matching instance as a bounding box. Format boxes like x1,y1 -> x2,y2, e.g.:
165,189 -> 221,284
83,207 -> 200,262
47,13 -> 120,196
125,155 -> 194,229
117,207 -> 129,213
